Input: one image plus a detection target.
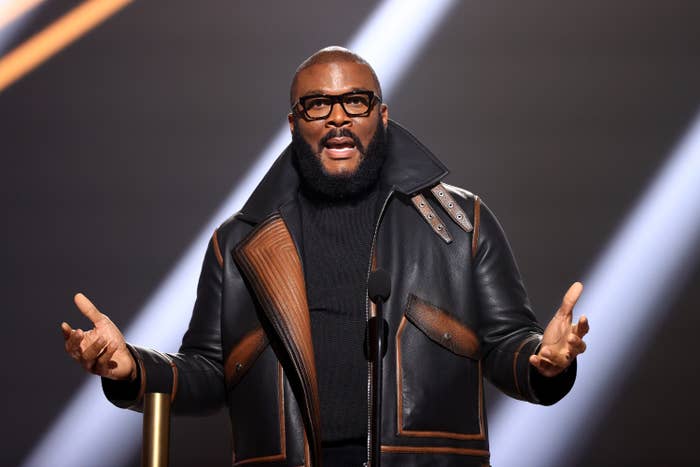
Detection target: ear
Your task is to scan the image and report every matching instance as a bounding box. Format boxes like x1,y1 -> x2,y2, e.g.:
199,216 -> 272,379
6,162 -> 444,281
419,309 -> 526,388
287,113 -> 295,134
380,103 -> 389,128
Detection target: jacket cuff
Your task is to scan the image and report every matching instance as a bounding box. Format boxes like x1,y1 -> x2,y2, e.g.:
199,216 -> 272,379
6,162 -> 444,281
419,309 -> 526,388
512,334 -> 542,402
102,344 -> 176,410
529,357 -> 577,406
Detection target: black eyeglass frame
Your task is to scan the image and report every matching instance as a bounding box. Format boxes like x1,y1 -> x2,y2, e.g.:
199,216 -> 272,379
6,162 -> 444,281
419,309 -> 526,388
291,90 -> 382,121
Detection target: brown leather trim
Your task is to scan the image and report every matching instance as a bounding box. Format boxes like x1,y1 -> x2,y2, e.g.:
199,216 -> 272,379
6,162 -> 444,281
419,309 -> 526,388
212,229 -> 224,268
472,196 -> 480,259
430,183 -> 473,233
395,314 -> 485,440
224,326 -> 269,388
303,430 -> 311,467
233,215 -> 321,467
380,444 -> 489,458
477,360 -> 485,436
411,193 -> 453,243
233,363 -> 286,465
404,294 -> 479,359
513,335 -> 539,397
151,350 -> 179,403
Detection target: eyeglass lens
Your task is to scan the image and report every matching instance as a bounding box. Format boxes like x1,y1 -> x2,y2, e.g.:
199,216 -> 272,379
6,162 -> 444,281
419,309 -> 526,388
303,93 -> 372,119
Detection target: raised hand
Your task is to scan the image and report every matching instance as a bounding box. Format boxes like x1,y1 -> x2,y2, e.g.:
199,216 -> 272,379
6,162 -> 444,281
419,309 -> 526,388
61,293 -> 136,381
529,282 -> 589,377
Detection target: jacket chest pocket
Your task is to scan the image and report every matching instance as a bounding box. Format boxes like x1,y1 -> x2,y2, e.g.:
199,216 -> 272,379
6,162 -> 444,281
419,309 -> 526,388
396,294 -> 485,440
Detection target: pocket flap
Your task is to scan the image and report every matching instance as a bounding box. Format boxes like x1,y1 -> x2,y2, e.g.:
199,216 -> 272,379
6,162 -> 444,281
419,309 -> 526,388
225,326 -> 269,388
405,294 -> 479,359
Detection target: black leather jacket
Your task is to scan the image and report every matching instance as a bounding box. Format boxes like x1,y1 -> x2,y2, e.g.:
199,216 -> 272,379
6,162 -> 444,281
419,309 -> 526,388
104,120 -> 575,467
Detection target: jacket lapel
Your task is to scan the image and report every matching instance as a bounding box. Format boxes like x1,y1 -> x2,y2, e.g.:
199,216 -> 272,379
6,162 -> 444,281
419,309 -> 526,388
233,214 -> 321,467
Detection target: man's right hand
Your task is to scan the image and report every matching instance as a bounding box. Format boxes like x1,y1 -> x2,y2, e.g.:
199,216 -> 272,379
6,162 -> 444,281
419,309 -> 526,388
61,293 -> 136,381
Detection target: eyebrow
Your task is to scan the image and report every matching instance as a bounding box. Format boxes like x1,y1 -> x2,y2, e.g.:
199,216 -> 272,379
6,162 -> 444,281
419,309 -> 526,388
298,88 -> 373,99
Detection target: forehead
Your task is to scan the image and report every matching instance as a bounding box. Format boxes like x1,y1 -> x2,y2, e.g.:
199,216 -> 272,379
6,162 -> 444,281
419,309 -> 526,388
293,61 -> 378,99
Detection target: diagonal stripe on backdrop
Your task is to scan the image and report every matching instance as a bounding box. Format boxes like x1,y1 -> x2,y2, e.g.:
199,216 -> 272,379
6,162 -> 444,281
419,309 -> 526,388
0,0 -> 132,93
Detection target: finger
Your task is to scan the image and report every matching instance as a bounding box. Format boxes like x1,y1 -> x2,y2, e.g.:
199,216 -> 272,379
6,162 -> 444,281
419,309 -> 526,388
93,342 -> 118,375
65,329 -> 85,356
80,337 -> 106,367
78,329 -> 97,353
572,315 -> 590,338
531,353 -> 571,378
569,338 -> 587,356
533,349 -> 557,367
558,281 -> 583,318
74,293 -> 104,325
538,346 -> 556,362
542,344 -> 573,367
529,354 -> 546,369
61,322 -> 73,339
567,334 -> 583,347
530,354 -> 556,374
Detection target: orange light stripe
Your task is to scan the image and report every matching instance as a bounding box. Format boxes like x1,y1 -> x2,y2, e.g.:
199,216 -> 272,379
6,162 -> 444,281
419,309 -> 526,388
0,0 -> 45,31
0,0 -> 132,93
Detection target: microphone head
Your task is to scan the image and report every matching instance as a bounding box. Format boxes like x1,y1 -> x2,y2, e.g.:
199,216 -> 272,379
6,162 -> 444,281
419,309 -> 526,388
368,269 -> 391,302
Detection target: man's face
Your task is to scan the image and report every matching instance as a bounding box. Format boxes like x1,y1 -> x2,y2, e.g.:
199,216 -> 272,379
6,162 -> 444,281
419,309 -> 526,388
288,61 -> 389,177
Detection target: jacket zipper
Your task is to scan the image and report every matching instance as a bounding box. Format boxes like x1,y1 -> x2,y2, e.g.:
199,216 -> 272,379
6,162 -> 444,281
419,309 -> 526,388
364,189 -> 394,467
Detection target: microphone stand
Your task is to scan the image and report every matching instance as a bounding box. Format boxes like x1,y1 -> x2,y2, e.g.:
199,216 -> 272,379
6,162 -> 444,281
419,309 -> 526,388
368,270 -> 390,467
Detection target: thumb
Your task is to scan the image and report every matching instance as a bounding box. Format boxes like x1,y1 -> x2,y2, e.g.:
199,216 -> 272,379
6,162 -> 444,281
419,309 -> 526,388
73,293 -> 104,325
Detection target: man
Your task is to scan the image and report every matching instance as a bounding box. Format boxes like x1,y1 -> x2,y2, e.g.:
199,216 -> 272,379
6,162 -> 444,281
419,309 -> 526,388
62,46 -> 588,467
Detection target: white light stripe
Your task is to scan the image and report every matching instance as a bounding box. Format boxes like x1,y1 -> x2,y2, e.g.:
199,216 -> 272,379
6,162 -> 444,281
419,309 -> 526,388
346,0 -> 456,98
0,0 -> 45,31
0,0 -> 43,53
23,1 -> 457,466
489,110 -> 700,467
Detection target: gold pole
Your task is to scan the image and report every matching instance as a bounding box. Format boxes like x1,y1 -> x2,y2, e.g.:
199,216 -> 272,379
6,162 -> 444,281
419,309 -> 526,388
142,392 -> 171,467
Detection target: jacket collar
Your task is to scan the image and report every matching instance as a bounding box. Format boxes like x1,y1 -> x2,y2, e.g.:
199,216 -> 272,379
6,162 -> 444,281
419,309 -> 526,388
238,120 -> 449,224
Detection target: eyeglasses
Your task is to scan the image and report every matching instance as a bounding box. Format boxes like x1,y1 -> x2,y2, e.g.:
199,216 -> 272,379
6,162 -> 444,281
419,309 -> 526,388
292,90 -> 381,121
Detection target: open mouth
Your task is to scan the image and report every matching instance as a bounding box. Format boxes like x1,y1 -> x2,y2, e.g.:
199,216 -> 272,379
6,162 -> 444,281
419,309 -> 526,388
322,136 -> 358,158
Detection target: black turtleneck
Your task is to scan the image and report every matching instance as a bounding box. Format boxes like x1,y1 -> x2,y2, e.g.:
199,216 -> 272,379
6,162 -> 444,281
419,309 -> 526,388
298,184 -> 382,465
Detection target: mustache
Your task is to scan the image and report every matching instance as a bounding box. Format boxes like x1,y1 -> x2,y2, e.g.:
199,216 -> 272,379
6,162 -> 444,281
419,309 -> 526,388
318,128 -> 365,152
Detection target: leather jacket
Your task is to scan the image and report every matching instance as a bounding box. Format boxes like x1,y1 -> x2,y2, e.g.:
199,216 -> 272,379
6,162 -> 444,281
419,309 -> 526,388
104,120 -> 576,467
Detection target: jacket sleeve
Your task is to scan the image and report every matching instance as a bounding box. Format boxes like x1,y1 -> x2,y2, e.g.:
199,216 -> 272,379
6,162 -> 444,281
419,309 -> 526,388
102,231 -> 226,414
473,199 -> 575,405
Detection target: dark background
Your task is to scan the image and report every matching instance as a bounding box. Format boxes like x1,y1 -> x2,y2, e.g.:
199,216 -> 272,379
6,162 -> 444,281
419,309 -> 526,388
1,1 -> 699,466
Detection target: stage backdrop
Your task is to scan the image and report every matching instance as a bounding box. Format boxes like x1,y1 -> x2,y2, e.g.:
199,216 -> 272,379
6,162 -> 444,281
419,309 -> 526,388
1,1 -> 699,466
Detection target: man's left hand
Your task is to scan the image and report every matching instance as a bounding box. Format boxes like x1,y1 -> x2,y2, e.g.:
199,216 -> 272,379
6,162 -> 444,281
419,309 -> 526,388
529,282 -> 589,377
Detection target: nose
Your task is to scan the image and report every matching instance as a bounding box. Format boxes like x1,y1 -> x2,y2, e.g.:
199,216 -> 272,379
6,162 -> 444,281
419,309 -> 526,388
325,101 -> 351,128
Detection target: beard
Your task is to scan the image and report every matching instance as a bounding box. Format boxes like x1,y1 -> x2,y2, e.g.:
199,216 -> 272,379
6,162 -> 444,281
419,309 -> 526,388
292,119 -> 388,201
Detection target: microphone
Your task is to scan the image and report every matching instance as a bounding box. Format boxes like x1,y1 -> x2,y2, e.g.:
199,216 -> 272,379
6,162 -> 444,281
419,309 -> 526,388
368,269 -> 391,303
